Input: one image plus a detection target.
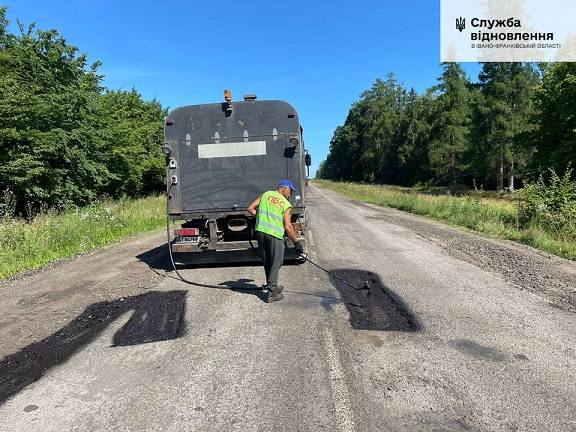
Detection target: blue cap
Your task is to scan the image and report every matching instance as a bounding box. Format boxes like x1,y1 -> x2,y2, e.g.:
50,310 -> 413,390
278,179 -> 296,192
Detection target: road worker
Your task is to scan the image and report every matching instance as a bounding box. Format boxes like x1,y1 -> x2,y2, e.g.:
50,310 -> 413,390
247,179 -> 304,302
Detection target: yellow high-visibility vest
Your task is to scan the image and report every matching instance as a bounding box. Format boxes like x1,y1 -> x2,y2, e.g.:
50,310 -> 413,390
255,191 -> 292,239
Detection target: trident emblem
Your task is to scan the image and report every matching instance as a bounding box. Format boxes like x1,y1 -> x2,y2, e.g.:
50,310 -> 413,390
456,17 -> 466,32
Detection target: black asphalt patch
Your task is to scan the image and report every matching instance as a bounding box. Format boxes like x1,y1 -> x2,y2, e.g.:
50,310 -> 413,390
0,290 -> 187,405
328,269 -> 422,332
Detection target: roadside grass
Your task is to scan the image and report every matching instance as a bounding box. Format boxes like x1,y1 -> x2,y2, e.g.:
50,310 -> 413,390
314,180 -> 576,260
0,196 -> 166,281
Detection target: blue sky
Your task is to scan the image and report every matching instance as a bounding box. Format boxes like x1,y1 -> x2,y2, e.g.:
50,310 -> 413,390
5,0 -> 480,176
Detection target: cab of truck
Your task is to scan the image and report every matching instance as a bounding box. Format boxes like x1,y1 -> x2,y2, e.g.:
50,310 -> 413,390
163,91 -> 311,264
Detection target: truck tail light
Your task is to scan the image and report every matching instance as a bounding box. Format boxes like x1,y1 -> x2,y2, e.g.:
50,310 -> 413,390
174,228 -> 199,237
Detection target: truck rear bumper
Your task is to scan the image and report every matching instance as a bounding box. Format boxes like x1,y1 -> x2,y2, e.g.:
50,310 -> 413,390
171,238 -> 306,265
172,240 -> 253,253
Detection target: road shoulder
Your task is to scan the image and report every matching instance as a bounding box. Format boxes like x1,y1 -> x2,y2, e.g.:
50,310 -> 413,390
0,231 -> 168,359
317,185 -> 576,312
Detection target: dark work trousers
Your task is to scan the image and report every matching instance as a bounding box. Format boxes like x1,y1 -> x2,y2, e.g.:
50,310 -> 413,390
255,230 -> 285,293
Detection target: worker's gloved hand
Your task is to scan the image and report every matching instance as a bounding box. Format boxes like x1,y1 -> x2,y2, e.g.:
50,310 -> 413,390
293,241 -> 304,254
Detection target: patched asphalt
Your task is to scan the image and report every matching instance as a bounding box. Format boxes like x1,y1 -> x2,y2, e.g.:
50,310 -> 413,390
1,184 -> 575,431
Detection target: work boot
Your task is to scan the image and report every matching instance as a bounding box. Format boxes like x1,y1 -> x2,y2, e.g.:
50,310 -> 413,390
267,292 -> 284,303
268,284 -> 284,294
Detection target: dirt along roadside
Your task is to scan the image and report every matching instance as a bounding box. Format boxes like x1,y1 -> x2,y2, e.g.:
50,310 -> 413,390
2,191 -> 575,362
1,185 -> 575,431
351,198 -> 576,312
0,231 -> 169,363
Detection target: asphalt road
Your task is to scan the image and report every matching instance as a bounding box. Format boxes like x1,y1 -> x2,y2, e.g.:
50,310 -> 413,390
1,184 -> 576,431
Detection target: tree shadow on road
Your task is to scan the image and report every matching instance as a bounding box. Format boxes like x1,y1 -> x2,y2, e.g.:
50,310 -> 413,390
0,290 -> 187,405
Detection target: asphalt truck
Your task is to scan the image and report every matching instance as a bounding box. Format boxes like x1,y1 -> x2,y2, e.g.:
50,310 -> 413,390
162,90 -> 311,264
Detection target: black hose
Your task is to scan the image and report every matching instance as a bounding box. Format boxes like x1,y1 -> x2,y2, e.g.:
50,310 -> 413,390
251,234 -> 368,291
165,179 -> 366,292
287,248 -> 370,291
297,253 -> 367,290
165,184 -> 262,291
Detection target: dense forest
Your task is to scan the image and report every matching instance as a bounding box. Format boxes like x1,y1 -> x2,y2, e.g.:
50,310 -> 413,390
318,63 -> 576,192
2,7 -> 575,220
0,7 -> 165,217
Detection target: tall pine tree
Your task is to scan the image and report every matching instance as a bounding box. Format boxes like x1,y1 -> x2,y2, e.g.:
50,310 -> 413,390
531,63 -> 576,174
477,63 -> 539,191
428,63 -> 471,186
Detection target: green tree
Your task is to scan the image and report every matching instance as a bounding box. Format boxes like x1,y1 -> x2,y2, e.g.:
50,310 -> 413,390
476,62 -> 540,192
97,89 -> 165,197
0,8 -> 165,215
321,75 -> 433,186
531,62 -> 576,175
0,9 -> 109,213
428,63 -> 471,185
396,88 -> 435,185
360,75 -> 408,184
320,64 -> 542,191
